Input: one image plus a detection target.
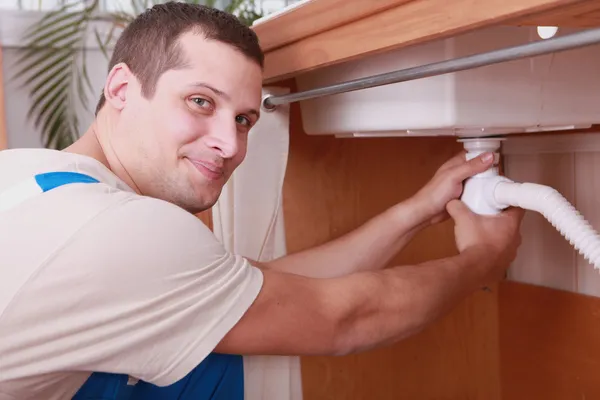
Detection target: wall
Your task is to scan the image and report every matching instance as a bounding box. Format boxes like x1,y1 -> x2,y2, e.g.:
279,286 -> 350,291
503,132 -> 600,296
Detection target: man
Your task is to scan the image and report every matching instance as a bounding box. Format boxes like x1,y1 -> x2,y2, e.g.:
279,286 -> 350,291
0,2 -> 523,399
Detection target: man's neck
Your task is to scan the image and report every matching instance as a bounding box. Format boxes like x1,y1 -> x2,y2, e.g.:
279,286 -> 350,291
64,111 -> 142,194
65,123 -> 110,167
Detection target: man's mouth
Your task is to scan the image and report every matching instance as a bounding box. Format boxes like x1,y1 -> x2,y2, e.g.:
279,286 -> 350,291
187,158 -> 224,181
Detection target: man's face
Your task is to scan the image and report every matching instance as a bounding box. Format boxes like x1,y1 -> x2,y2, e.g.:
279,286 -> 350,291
109,32 -> 263,213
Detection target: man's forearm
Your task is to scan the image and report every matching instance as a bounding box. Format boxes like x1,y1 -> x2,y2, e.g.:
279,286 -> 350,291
263,197 -> 432,278
330,246 -> 488,355
219,246 -> 489,357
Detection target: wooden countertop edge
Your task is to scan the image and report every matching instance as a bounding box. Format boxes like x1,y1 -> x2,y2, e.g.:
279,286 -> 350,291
251,0 -> 415,52
258,0 -> 588,84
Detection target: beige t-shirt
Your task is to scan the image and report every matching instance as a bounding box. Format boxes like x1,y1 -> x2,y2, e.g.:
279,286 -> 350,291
0,148 -> 264,400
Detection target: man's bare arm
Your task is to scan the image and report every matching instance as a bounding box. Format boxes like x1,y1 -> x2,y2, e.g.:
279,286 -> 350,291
255,151 -> 496,279
256,197 -> 429,279
218,247 -> 492,356
215,201 -> 523,357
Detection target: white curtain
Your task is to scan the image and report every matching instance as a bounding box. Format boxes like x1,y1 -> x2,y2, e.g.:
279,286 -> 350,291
212,87 -> 303,400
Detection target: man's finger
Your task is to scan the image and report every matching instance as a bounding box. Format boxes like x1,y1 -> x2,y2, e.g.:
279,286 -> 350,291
446,199 -> 476,221
501,206 -> 526,223
438,150 -> 467,173
451,152 -> 494,181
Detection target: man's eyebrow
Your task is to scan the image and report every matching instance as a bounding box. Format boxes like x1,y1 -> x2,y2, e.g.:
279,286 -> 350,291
189,82 -> 231,101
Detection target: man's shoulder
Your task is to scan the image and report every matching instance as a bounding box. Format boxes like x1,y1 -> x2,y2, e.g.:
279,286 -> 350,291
0,148 -> 211,235
121,196 -> 200,229
54,193 -> 236,288
0,148 -> 133,193
76,192 -> 219,255
0,148 -> 61,189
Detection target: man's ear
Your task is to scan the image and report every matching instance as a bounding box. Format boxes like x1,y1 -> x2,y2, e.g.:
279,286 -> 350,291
103,63 -> 132,111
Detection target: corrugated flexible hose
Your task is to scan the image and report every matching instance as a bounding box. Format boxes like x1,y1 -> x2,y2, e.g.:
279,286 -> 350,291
493,180 -> 600,270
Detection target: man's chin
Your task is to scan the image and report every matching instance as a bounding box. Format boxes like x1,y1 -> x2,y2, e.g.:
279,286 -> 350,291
185,187 -> 222,214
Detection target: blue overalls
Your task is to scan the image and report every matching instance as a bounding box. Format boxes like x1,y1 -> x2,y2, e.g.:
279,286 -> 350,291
1,171 -> 244,400
74,352 -> 243,400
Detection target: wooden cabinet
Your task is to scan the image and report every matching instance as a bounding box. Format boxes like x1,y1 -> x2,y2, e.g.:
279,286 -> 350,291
255,0 -> 600,83
253,2 -> 600,398
284,99 -> 502,399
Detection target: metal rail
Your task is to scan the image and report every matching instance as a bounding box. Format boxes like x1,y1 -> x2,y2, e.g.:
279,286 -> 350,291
262,27 -> 600,111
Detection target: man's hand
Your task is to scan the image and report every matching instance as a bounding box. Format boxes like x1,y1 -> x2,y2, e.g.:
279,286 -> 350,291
446,199 -> 525,287
410,151 -> 495,225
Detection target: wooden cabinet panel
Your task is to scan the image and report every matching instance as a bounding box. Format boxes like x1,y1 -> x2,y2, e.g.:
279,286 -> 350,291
499,281 -> 600,399
252,0 -> 412,52
260,0 -> 594,83
300,289 -> 500,400
282,101 -> 501,399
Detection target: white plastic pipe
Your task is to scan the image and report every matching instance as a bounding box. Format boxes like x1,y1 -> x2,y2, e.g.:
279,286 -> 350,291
463,175 -> 600,270
458,137 -> 600,270
494,180 -> 600,270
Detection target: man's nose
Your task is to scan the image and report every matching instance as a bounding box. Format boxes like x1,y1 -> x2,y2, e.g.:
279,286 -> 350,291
205,117 -> 239,159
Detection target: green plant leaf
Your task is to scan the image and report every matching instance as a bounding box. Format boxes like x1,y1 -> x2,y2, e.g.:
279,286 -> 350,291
76,39 -> 95,111
35,83 -> 69,127
15,48 -> 74,88
28,73 -> 70,119
31,66 -> 70,95
13,0 -> 100,149
23,18 -> 85,49
37,88 -> 69,147
13,37 -> 79,69
46,109 -> 69,149
27,18 -> 86,47
23,2 -> 84,39
41,103 -> 66,142
23,10 -> 82,41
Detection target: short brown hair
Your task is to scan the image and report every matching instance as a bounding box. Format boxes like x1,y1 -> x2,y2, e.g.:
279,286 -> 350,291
95,1 -> 264,114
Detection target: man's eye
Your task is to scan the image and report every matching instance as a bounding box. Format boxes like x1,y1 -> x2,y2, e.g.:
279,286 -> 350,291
192,98 -> 211,108
236,115 -> 251,126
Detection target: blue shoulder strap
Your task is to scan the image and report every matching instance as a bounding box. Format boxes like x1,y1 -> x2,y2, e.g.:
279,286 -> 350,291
0,171 -> 244,400
0,172 -> 99,213
35,171 -> 100,192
